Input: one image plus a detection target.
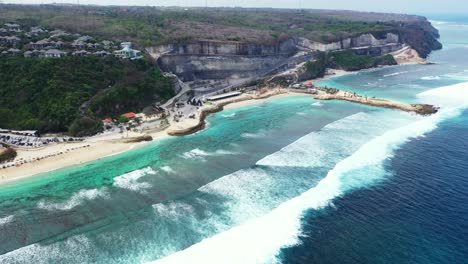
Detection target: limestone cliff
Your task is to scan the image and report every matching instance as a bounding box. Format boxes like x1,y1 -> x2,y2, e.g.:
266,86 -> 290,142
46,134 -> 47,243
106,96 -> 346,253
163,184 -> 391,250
149,17 -> 441,82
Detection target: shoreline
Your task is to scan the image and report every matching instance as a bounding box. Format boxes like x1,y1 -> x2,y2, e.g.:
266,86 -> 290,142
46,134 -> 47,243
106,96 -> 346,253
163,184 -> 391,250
0,90 -> 304,185
0,56 -> 426,185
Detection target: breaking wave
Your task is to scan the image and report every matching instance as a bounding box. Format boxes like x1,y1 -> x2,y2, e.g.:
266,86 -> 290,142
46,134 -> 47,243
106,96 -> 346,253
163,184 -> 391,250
311,102 -> 323,107
241,131 -> 266,139
257,112 -> 410,168
421,75 -> 441,80
160,166 -> 176,174
0,215 -> 14,226
181,148 -> 239,160
37,188 -> 109,211
221,113 -> 236,118
149,82 -> 468,264
383,71 -> 408,77
429,20 -> 449,25
153,202 -> 195,218
113,167 -> 157,192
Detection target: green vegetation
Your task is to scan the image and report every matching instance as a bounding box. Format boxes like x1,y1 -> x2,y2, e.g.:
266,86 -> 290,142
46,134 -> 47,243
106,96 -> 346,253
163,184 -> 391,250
0,4 -> 425,46
0,56 -> 174,136
330,50 -> 397,71
304,53 -> 328,79
0,145 -> 17,163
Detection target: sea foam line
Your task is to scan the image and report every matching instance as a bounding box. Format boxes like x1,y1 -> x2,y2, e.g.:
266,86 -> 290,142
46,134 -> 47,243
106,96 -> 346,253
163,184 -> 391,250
113,167 -> 157,192
149,82 -> 468,264
37,188 -> 109,211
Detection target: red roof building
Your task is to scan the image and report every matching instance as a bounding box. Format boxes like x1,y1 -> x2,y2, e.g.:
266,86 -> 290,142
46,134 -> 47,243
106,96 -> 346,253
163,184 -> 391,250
121,112 -> 136,119
103,118 -> 112,123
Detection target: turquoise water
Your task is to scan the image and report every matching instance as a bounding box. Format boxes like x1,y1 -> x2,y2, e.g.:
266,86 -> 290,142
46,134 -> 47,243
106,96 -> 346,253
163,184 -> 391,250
1,15 -> 468,263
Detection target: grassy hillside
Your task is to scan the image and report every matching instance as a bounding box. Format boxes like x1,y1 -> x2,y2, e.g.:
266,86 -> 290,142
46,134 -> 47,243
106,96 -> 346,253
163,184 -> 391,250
0,56 -> 174,136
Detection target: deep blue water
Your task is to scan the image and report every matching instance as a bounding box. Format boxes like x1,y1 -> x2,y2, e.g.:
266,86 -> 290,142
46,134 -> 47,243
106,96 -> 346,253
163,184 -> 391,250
281,110 -> 468,264
280,15 -> 468,264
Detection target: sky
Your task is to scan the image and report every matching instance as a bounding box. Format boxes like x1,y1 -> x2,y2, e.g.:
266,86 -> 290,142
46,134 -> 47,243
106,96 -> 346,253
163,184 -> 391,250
2,0 -> 467,14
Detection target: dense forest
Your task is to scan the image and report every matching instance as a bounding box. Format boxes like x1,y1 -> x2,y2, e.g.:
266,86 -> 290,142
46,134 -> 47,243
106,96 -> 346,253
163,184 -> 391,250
0,56 -> 174,136
329,50 -> 397,71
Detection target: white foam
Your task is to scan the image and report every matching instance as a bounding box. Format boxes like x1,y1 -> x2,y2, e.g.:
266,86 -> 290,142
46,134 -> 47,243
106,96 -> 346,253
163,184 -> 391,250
222,113 -> 236,118
241,131 -> 266,139
37,189 -> 108,211
444,72 -> 468,81
257,112 -> 410,168
0,215 -> 14,225
113,167 -> 156,192
296,112 -> 307,116
429,20 -> 449,25
383,71 -> 408,77
214,149 -> 238,155
181,148 -> 211,159
149,82 -> 468,264
421,76 -> 441,80
180,148 -> 238,160
311,102 -> 323,107
0,234 -> 95,263
153,202 -> 195,218
160,166 -> 176,174
418,81 -> 468,108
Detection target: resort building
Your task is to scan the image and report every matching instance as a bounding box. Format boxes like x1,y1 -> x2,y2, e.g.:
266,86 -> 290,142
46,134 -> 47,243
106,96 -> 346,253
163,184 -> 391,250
0,36 -> 21,45
95,50 -> 112,57
4,23 -> 21,33
26,39 -> 62,50
206,91 -> 242,101
44,49 -> 67,58
72,50 -> 90,57
114,42 -> 143,60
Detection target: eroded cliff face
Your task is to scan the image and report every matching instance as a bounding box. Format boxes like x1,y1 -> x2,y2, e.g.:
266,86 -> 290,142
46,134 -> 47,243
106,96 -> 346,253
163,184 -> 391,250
150,20 -> 441,82
158,54 -> 287,81
296,33 -> 401,52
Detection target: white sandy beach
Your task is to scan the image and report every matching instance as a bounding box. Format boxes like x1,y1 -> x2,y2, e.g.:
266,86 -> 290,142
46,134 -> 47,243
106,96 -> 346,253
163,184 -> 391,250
0,53 -> 426,184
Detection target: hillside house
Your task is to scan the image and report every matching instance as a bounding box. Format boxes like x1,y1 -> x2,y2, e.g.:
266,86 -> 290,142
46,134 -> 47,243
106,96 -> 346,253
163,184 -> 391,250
26,39 -> 62,49
44,49 -> 67,58
0,36 -> 21,46
101,40 -> 115,49
4,23 -> 21,33
114,42 -> 142,60
95,50 -> 111,57
72,40 -> 86,50
30,26 -> 47,34
72,50 -> 89,56
86,42 -> 101,49
24,49 -> 46,58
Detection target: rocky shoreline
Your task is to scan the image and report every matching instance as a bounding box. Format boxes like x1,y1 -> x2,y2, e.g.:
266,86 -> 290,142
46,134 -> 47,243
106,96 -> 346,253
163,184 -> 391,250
314,88 -> 439,115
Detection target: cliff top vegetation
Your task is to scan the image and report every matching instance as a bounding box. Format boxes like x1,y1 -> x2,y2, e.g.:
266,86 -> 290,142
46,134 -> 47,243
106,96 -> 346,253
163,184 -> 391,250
0,4 -> 436,47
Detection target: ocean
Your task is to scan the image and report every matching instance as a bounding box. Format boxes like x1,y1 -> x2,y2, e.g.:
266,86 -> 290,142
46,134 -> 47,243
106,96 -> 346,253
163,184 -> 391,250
0,15 -> 467,263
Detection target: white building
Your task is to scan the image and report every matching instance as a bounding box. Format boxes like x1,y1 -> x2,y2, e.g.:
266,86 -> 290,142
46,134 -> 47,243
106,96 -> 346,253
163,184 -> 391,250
44,49 -> 67,58
114,42 -> 142,60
